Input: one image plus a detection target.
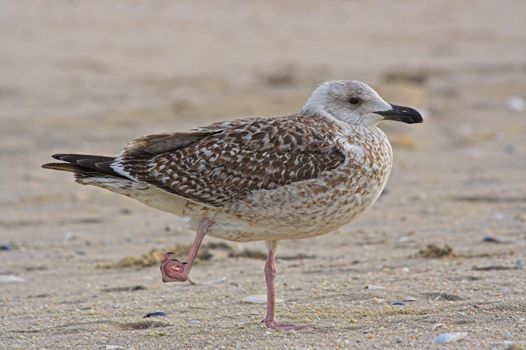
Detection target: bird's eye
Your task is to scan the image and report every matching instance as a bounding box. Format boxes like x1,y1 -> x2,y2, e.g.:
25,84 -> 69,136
349,97 -> 361,105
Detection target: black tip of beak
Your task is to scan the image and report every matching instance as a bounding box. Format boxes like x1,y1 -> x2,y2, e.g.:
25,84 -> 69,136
375,104 -> 423,124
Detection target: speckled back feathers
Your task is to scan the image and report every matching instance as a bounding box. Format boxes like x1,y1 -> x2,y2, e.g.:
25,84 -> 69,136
115,115 -> 346,207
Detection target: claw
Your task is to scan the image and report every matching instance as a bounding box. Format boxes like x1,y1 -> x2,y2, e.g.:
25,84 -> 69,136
160,217 -> 211,283
162,252 -> 174,262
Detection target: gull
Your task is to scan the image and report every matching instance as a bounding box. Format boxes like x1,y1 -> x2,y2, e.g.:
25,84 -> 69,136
43,80 -> 422,331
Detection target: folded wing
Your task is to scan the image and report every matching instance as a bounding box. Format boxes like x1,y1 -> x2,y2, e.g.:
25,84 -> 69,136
112,115 -> 345,207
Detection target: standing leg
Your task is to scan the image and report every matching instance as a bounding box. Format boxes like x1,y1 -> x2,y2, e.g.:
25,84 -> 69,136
262,240 -> 311,331
160,217 -> 212,282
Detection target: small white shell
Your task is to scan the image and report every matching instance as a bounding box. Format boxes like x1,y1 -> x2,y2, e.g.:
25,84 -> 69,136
433,332 -> 468,344
0,275 -> 24,283
365,284 -> 385,290
241,295 -> 283,304
505,96 -> 525,112
398,236 -> 415,244
204,276 -> 226,285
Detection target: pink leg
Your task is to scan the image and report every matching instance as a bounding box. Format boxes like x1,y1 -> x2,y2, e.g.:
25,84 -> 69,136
160,217 -> 212,282
262,244 -> 312,331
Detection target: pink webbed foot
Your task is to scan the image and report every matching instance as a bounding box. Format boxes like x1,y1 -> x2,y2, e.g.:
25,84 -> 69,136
263,319 -> 313,331
160,217 -> 212,283
161,217 -> 212,282
160,252 -> 189,282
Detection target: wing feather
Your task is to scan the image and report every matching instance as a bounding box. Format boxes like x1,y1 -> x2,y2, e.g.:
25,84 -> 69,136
116,115 -> 345,207
120,130 -> 221,157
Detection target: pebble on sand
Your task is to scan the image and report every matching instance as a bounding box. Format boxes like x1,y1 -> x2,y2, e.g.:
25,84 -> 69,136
482,235 -> 502,243
0,243 -> 12,251
144,311 -> 167,318
433,332 -> 468,344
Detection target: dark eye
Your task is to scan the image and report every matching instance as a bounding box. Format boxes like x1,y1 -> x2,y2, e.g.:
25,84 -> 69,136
349,97 -> 361,105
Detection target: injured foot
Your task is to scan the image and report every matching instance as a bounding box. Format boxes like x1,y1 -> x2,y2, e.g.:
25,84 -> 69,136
160,252 -> 189,282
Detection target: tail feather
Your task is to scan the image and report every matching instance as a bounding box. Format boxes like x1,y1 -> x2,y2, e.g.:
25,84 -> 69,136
43,153 -> 125,179
42,162 -> 89,173
52,153 -> 114,163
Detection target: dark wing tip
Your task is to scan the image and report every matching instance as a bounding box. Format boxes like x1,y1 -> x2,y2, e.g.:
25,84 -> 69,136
51,153 -> 115,162
51,154 -> 72,161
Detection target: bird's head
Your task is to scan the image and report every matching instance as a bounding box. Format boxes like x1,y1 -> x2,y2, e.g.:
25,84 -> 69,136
301,80 -> 423,126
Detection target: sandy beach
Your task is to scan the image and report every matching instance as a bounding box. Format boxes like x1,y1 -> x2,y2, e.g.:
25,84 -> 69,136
1,1 -> 526,349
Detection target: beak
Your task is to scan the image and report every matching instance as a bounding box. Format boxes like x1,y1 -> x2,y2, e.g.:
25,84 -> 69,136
374,104 -> 423,124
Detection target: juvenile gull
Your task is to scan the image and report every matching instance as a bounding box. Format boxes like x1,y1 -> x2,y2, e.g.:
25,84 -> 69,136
43,80 -> 422,331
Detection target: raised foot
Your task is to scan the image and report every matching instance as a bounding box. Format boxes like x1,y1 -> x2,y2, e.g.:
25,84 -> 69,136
263,319 -> 314,331
160,252 -> 189,282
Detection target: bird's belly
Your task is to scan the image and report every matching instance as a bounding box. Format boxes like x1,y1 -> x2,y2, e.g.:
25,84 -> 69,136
218,201 -> 374,242
211,166 -> 390,242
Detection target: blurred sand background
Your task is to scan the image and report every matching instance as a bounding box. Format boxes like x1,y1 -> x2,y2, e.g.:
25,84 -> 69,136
1,1 -> 526,349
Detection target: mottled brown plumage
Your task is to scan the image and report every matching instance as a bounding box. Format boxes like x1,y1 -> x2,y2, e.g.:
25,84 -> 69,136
115,115 -> 344,207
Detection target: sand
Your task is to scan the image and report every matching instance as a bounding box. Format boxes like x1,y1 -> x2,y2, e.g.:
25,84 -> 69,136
1,1 -> 526,349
